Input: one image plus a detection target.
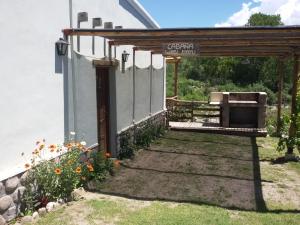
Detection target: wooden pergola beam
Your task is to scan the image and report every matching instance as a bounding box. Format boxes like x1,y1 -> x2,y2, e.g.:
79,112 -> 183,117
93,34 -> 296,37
64,26 -> 300,38
111,39 -> 300,47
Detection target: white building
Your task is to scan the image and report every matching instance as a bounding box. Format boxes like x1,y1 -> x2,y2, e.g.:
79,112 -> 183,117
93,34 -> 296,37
0,0 -> 165,184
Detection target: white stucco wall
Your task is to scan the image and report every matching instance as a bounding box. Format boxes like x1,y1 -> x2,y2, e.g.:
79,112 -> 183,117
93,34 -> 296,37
71,0 -> 163,69
73,53 -> 98,146
116,68 -> 134,132
0,0 -> 164,180
116,66 -> 164,133
0,0 -> 69,180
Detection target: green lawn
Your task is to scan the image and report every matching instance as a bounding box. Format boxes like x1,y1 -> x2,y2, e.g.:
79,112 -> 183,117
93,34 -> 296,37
32,196 -> 300,225
29,131 -> 300,225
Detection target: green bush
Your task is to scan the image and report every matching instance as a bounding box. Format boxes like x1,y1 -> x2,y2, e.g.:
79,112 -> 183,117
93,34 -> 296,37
119,133 -> 136,160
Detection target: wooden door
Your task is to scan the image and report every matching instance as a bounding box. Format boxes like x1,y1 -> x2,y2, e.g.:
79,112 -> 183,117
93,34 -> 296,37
96,67 -> 110,153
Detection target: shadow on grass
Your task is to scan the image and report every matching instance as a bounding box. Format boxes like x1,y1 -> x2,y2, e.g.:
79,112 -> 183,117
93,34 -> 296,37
93,131 -> 298,213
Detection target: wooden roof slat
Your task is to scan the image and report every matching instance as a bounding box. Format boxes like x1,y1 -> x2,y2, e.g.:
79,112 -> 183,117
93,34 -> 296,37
63,26 -> 300,57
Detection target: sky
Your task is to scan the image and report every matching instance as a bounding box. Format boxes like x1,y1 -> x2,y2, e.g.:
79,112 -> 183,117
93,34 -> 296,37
138,0 -> 300,27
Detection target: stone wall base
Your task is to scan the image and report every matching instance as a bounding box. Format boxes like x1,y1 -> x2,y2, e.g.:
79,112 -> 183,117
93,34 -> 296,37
0,171 -> 28,223
116,111 -> 166,158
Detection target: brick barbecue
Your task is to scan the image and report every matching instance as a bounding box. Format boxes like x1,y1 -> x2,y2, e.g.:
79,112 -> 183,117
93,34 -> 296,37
210,92 -> 267,129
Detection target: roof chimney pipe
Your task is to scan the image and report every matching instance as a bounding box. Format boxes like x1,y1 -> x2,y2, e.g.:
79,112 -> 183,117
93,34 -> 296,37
103,22 -> 113,57
77,12 -> 88,52
92,18 -> 102,55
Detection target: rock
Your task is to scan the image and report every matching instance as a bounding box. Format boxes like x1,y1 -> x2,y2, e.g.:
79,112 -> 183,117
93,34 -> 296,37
53,202 -> 60,208
46,202 -> 55,212
0,183 -> 5,198
38,207 -> 47,216
0,196 -> 13,213
21,215 -> 32,224
5,177 -> 19,194
71,187 -> 86,201
32,211 -> 39,220
2,206 -> 17,221
20,172 -> 28,186
0,215 -> 6,225
57,199 -> 65,205
11,186 -> 26,203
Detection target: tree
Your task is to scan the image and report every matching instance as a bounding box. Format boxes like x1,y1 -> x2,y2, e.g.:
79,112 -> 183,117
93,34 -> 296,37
247,13 -> 283,26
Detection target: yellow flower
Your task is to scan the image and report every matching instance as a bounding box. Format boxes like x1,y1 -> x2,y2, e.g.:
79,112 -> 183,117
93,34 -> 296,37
54,168 -> 62,175
75,166 -> 82,174
32,149 -> 40,155
39,144 -> 45,151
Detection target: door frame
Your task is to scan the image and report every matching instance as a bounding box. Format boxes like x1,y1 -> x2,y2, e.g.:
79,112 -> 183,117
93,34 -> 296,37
96,66 -> 111,153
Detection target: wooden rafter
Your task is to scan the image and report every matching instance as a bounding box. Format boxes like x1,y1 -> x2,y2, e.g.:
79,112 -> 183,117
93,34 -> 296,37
63,26 -> 300,57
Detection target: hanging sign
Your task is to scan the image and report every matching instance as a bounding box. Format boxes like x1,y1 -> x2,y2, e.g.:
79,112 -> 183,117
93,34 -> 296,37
163,43 -> 200,55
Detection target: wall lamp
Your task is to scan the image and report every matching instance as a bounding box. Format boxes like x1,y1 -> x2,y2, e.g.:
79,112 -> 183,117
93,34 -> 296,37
56,38 -> 69,56
77,12 -> 88,52
121,50 -> 130,73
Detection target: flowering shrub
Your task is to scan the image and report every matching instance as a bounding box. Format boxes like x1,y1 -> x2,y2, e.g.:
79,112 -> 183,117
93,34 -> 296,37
22,135 -> 113,213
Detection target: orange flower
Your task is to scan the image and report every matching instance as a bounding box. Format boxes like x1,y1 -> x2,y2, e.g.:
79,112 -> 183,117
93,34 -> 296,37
24,163 -> 31,169
48,144 -> 57,153
87,164 -> 94,172
105,152 -> 111,158
66,143 -> 73,150
114,160 -> 121,168
75,166 -> 82,174
54,168 -> 62,175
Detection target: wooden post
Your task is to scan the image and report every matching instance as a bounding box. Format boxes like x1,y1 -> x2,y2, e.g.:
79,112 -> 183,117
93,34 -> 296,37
276,57 -> 284,135
174,61 -> 179,97
150,52 -> 153,115
288,54 -> 300,154
132,48 -> 136,123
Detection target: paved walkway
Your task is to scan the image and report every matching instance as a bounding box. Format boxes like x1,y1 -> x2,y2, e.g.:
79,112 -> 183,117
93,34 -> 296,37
169,121 -> 267,137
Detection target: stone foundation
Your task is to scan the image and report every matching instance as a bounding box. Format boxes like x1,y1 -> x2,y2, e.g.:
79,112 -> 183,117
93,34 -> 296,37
0,172 -> 27,223
116,111 -> 166,157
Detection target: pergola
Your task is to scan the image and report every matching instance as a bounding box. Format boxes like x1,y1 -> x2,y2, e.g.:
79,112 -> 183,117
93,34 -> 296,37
63,26 -> 300,152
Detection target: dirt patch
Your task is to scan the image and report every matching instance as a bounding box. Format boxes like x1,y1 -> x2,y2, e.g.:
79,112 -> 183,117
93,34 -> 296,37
98,131 -> 259,210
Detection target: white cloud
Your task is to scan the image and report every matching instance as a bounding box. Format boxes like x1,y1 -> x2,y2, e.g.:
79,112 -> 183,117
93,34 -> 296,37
215,0 -> 300,27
